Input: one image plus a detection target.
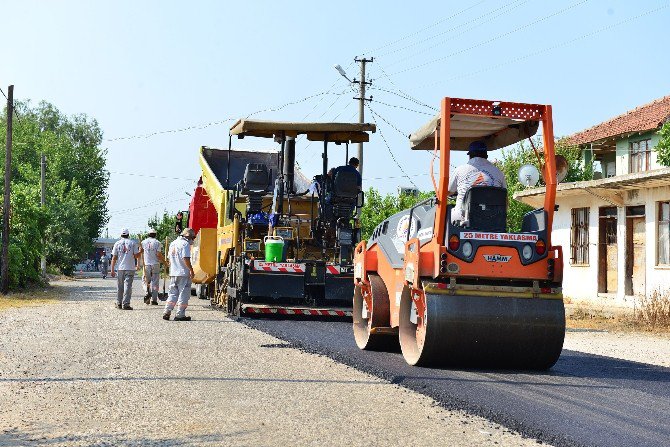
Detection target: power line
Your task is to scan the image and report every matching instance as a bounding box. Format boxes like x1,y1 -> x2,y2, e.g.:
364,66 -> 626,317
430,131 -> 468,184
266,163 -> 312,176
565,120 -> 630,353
417,2 -> 670,89
107,170 -> 199,181
365,103 -> 418,189
361,0 -> 487,55
372,99 -> 434,116
104,89 -> 346,142
368,86 -> 437,112
380,0 -> 530,62
390,0 -> 589,76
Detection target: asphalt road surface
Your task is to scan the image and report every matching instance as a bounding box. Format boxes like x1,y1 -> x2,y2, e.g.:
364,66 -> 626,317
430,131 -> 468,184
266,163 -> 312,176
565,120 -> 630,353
243,317 -> 670,447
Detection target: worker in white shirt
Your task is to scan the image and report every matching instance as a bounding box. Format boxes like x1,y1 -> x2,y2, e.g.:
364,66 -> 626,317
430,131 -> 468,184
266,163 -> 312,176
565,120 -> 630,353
110,228 -> 140,310
448,140 -> 507,224
140,228 -> 167,305
163,228 -> 196,321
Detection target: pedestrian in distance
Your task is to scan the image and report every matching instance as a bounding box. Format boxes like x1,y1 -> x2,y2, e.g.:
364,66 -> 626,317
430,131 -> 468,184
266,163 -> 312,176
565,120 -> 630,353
110,228 -> 140,310
163,228 -> 195,321
140,228 -> 167,305
100,250 -> 109,279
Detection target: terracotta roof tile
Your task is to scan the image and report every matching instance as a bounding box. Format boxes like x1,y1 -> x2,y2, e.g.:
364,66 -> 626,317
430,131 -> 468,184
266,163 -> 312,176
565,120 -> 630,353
567,95 -> 670,145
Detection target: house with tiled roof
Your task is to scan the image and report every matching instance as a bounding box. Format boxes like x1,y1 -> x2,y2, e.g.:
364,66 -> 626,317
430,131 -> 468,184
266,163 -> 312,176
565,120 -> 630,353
515,95 -> 670,307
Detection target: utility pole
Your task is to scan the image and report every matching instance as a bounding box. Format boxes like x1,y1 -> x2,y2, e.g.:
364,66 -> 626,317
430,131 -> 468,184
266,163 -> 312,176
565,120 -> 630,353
1,85 -> 13,294
40,153 -> 46,277
353,57 -> 373,178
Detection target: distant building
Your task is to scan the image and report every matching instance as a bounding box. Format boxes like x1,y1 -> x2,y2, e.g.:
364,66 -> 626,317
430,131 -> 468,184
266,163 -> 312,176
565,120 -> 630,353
515,95 -> 670,307
398,186 -> 420,197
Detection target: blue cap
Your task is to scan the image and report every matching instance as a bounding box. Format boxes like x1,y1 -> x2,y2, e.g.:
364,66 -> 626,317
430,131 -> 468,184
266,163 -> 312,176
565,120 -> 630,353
467,140 -> 488,154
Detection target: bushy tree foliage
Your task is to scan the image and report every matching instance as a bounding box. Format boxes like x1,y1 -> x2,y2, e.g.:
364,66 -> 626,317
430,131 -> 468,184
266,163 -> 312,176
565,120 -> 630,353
360,188 -> 433,239
146,211 -> 180,245
656,121 -> 670,167
0,101 -> 108,285
496,137 -> 592,232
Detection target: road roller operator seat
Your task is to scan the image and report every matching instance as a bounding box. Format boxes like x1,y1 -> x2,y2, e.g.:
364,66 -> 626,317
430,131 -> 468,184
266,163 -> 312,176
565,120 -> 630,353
461,186 -> 508,233
240,163 -> 270,214
330,169 -> 360,219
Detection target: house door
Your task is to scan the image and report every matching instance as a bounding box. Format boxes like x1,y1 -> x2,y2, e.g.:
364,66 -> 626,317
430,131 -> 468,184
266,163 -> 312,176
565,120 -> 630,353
625,206 -> 646,296
598,207 -> 617,293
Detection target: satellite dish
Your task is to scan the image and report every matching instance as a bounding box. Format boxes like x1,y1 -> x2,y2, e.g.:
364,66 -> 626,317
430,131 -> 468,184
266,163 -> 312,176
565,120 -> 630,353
541,155 -> 569,183
518,164 -> 540,187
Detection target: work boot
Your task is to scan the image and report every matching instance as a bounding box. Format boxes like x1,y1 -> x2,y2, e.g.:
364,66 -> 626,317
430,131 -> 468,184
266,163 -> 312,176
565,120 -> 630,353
174,315 -> 192,321
115,303 -> 122,309
162,313 -> 171,320
151,300 -> 158,305
122,304 -> 133,310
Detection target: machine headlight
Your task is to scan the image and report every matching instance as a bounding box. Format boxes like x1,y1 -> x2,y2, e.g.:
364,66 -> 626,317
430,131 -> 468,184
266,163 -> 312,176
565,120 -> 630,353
462,241 -> 473,258
522,244 -> 533,260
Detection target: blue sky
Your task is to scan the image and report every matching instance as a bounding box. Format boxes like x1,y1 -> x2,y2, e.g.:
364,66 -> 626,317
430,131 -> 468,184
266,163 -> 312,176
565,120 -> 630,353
2,0 -> 669,235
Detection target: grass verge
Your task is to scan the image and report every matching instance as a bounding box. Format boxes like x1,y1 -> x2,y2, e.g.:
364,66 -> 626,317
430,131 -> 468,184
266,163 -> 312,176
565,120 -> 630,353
0,286 -> 60,311
566,292 -> 670,335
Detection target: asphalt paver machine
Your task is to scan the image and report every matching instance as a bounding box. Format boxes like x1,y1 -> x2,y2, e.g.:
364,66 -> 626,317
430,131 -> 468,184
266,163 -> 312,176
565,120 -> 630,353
193,120 -> 375,317
353,97 -> 565,368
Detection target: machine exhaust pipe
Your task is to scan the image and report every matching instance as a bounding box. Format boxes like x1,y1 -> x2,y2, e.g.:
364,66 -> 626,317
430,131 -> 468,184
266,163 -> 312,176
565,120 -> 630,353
283,136 -> 296,194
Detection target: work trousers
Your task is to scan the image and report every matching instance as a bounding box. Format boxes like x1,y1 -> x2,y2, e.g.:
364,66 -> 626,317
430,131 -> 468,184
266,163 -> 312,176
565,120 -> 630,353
165,276 -> 192,318
116,270 -> 135,306
144,264 -> 161,301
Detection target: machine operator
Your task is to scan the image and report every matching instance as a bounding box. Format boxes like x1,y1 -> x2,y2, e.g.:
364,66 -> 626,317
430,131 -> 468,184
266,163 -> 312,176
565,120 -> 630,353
448,140 -> 506,224
332,157 -> 362,190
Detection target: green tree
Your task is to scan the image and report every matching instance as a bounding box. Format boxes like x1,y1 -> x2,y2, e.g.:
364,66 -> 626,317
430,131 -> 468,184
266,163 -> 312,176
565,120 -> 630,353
0,100 -> 108,285
147,211 -> 181,244
496,137 -> 592,232
656,121 -> 670,167
360,188 -> 433,239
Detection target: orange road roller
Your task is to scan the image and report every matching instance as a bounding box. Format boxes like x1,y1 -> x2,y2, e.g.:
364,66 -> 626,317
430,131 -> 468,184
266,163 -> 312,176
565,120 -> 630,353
353,97 -> 565,368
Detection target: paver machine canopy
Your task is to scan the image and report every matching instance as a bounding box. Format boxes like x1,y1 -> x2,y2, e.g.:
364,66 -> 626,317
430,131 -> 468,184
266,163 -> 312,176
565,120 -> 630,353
353,97 -> 565,368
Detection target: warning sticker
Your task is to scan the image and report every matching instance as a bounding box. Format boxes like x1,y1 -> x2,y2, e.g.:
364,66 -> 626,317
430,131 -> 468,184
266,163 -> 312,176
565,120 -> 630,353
461,232 -> 538,242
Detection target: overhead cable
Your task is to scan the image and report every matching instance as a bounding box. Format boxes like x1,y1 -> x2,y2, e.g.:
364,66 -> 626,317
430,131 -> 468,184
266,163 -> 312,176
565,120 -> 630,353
379,0 -> 529,60
365,104 -> 418,189
390,0 -> 589,76
361,0 -> 487,55
417,2 -> 670,89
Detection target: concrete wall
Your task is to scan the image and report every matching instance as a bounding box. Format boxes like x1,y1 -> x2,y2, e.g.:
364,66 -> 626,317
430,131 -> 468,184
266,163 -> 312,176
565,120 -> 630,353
553,185 -> 670,307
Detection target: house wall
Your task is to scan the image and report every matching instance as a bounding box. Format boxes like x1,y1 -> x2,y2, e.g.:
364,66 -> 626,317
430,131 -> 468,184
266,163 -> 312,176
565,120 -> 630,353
552,185 -> 670,307
614,130 -> 662,175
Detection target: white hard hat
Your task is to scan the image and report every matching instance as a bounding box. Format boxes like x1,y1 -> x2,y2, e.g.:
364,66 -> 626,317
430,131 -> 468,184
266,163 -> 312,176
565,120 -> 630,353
148,228 -> 157,235
121,228 -> 130,236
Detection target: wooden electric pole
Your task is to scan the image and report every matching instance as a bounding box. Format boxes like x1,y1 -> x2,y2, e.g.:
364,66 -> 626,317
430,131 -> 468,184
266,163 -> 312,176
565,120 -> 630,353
353,57 -> 373,178
40,153 -> 46,277
1,85 -> 13,294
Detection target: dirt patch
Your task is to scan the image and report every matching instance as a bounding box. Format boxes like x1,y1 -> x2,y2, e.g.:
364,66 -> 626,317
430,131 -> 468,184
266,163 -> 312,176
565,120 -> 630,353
566,302 -> 670,337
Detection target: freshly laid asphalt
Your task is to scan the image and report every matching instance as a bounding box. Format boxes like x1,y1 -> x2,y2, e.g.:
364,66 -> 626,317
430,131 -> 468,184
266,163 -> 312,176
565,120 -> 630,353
242,316 -> 670,447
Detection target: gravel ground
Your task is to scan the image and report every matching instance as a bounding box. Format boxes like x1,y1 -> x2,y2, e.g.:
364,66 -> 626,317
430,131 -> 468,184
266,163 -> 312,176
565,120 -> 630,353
564,329 -> 670,368
0,277 -> 546,447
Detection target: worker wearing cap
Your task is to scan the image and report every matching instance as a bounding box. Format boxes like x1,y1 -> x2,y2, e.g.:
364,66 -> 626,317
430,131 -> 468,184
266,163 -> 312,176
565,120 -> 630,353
110,228 -> 141,310
448,141 -> 506,224
163,228 -> 196,321
141,229 -> 166,305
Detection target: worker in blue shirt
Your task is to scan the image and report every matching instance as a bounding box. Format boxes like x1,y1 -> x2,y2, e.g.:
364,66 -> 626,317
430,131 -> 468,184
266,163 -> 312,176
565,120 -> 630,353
332,157 -> 362,189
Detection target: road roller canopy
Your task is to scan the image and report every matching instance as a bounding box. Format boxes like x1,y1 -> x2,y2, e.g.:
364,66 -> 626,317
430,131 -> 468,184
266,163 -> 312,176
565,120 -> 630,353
230,119 -> 376,144
409,105 -> 540,151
